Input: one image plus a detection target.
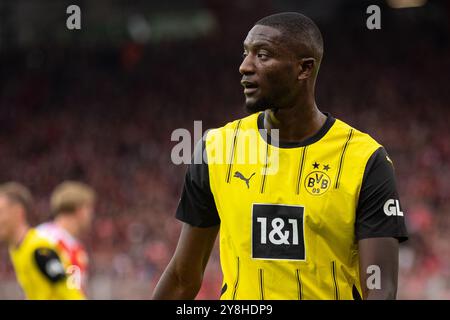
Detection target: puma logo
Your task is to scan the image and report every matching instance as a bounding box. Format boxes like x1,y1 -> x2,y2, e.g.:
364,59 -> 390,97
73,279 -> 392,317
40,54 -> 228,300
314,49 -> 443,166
234,171 -> 255,189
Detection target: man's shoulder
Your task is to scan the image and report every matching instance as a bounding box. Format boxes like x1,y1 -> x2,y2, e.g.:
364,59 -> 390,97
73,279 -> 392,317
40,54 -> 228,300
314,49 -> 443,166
36,222 -> 61,244
13,228 -> 57,258
37,222 -> 79,248
333,117 -> 382,150
29,228 -> 56,248
206,112 -> 260,138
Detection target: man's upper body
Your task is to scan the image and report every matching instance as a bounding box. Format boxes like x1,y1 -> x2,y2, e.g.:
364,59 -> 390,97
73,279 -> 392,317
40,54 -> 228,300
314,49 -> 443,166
37,221 -> 89,293
174,111 -> 407,300
153,12 -> 407,300
9,227 -> 85,300
0,182 -> 84,300
39,180 -> 97,296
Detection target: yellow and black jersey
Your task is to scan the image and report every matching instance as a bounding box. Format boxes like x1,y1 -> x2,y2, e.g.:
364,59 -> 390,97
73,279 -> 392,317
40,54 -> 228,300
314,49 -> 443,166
176,111 -> 408,300
9,228 -> 85,300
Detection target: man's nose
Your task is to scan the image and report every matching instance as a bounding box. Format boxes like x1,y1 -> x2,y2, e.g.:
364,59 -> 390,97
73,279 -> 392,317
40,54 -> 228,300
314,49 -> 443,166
239,54 -> 255,75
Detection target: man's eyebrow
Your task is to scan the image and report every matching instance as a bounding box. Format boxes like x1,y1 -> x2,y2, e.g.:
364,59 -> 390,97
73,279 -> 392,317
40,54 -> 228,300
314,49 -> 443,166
243,39 -> 278,50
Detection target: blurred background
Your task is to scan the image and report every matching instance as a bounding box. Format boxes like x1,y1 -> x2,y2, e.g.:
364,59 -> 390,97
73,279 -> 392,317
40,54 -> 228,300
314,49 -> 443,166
0,0 -> 449,299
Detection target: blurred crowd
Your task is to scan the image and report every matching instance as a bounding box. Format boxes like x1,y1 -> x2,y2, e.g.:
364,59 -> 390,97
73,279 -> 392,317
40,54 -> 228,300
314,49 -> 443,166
0,16 -> 449,299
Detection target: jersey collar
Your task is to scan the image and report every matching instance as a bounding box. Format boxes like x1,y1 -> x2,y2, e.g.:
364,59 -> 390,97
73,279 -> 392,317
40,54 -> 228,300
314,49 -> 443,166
257,111 -> 336,148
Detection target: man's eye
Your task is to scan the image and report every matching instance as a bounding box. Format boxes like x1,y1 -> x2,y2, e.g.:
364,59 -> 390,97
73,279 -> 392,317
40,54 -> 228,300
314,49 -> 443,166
257,53 -> 269,60
242,52 -> 248,59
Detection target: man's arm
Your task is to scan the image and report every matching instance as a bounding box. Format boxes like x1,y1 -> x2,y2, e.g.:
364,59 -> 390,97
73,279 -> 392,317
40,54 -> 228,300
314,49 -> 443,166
152,223 -> 219,299
355,147 -> 408,300
34,247 -> 85,299
153,136 -> 220,299
358,237 -> 399,300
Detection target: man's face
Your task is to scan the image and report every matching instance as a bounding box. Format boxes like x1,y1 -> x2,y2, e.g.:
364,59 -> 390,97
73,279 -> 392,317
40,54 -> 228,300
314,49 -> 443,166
0,195 -> 19,243
75,202 -> 95,234
239,25 -> 300,113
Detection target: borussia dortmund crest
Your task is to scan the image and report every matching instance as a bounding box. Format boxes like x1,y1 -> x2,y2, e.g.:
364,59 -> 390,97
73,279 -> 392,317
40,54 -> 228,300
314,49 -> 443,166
304,162 -> 331,195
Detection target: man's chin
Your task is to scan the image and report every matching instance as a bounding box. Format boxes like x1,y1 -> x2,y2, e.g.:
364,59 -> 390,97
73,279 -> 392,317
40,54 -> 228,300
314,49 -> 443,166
244,98 -> 269,114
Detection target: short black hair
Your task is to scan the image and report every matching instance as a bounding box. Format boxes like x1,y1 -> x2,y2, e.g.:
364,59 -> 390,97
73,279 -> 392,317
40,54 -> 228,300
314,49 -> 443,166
255,12 -> 324,63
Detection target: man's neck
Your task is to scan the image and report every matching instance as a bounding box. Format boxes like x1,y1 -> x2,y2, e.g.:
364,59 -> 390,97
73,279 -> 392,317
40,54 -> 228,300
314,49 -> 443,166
54,216 -> 79,239
263,100 -> 327,143
11,224 -> 29,248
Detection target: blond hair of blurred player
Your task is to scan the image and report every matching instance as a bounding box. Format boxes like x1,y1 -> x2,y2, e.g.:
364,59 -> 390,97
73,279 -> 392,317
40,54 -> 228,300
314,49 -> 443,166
37,181 -> 96,297
0,182 -> 84,299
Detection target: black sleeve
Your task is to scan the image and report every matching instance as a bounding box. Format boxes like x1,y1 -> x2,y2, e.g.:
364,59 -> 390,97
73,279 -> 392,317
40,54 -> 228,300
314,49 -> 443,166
34,248 -> 66,283
355,147 -> 408,242
175,138 -> 220,227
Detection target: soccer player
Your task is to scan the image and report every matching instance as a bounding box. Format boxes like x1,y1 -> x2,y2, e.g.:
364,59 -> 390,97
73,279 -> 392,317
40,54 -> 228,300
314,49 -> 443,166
153,12 -> 408,300
37,181 -> 96,296
0,182 -> 84,299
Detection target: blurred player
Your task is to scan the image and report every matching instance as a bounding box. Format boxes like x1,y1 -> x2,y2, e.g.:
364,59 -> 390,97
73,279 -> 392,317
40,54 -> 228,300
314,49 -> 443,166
154,12 -> 408,300
37,181 -> 96,297
0,182 -> 84,299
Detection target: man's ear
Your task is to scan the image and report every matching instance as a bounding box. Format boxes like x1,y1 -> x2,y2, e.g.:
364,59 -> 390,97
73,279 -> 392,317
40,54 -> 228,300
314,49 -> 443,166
297,58 -> 316,80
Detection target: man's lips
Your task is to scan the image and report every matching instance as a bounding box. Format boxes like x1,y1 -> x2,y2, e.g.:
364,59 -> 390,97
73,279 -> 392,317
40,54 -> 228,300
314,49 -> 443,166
241,80 -> 259,94
244,87 -> 258,95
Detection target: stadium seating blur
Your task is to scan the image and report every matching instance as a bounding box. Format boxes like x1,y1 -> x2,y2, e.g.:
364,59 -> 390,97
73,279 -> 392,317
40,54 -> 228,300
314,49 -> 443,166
0,0 -> 448,299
